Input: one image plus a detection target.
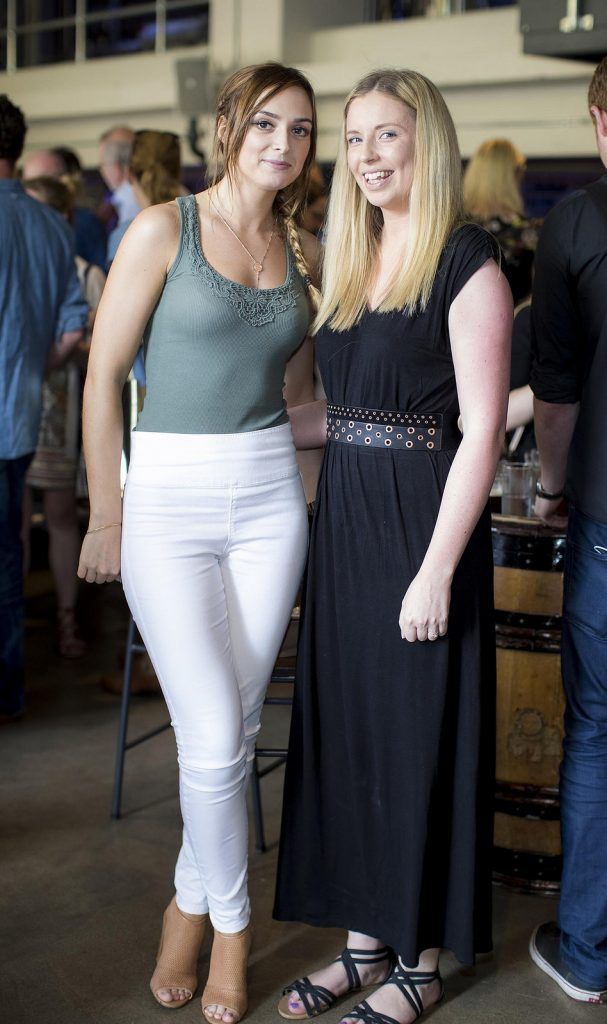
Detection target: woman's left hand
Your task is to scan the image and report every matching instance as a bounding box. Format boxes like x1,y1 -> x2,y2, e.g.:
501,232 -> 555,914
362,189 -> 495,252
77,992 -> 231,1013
399,568 -> 451,643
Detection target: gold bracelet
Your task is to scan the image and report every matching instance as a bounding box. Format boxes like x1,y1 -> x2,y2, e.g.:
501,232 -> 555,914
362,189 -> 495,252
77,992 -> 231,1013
86,522 -> 122,535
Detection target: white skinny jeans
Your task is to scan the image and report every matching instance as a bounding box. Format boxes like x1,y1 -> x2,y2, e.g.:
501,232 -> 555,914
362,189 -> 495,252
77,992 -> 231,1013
121,424 -> 308,932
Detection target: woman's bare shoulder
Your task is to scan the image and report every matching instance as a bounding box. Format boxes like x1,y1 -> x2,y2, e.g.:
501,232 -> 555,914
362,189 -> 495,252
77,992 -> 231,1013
127,202 -> 181,243
114,202 -> 182,273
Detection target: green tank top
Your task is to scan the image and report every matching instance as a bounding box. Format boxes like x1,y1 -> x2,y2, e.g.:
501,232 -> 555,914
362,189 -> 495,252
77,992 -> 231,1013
136,194 -> 310,434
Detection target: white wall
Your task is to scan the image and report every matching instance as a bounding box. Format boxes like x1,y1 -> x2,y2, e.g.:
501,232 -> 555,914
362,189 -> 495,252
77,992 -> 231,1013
304,9 -> 597,159
0,4 -> 599,167
0,46 -> 212,166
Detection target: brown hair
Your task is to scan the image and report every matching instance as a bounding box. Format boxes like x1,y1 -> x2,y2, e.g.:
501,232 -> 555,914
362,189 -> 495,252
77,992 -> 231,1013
305,162 -> 327,206
589,57 -> 607,113
209,62 -> 319,307
24,175 -> 75,220
130,130 -> 182,206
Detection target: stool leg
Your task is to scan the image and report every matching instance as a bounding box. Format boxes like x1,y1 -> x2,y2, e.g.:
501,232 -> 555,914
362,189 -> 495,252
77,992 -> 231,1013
249,751 -> 267,853
111,615 -> 136,819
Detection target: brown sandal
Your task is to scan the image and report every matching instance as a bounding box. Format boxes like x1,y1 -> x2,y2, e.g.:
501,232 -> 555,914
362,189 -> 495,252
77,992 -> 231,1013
202,924 -> 252,1023
150,896 -> 208,1009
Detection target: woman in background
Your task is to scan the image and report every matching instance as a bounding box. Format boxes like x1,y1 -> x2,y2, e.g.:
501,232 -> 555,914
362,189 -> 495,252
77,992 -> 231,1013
110,129 -> 189,387
106,129 -> 187,263
463,137 -> 539,304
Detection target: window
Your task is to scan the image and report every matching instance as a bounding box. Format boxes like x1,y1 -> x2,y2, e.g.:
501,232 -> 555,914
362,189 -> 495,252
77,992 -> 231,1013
18,25 -> 76,68
0,0 -> 209,71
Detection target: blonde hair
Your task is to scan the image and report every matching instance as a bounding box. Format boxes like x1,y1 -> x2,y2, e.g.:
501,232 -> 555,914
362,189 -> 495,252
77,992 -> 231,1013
315,69 -> 464,334
209,62 -> 320,308
463,138 -> 526,221
130,130 -> 182,206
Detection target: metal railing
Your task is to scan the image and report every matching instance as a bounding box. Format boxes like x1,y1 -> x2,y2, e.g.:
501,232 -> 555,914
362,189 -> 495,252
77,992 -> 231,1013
1,0 -> 209,73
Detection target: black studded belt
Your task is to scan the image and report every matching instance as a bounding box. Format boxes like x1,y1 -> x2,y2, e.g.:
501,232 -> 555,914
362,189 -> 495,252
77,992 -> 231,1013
326,404 -> 460,452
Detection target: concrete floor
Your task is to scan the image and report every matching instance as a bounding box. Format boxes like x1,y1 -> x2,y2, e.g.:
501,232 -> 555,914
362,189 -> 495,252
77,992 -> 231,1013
0,571 -> 596,1024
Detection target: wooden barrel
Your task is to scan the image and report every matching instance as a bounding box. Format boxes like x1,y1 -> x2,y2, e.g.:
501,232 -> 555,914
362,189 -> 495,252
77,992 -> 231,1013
491,513 -> 566,894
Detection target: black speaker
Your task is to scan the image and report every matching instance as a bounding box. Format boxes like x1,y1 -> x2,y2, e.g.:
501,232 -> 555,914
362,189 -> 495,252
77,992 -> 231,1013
176,58 -> 211,115
520,1 -> 607,62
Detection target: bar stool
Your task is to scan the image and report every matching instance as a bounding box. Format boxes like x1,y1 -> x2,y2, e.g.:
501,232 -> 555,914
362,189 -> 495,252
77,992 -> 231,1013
249,607 -> 298,852
110,615 -> 171,819
249,501 -> 314,849
111,611 -> 298,828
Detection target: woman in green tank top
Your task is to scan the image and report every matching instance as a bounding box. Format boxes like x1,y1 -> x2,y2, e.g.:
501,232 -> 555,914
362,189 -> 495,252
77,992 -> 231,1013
77,63 -> 321,1023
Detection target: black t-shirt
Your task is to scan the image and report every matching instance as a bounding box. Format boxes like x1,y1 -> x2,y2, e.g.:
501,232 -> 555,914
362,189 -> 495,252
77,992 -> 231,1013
511,303 -> 532,389
482,215 -> 539,306
530,175 -> 607,522
508,303 -> 535,458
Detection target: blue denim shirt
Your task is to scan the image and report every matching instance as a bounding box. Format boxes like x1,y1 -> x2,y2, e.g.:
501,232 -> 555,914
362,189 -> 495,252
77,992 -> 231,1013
0,179 -> 88,459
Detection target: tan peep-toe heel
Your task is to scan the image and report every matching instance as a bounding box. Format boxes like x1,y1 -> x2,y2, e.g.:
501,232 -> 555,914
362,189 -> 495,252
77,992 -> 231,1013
150,896 -> 208,1009
202,924 -> 252,1023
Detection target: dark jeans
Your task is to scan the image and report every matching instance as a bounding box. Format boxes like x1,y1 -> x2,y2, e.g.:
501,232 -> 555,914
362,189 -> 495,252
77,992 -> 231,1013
0,454 -> 33,716
559,506 -> 607,989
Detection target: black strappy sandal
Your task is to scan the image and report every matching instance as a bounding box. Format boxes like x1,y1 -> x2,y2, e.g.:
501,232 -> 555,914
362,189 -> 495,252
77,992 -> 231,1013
341,959 -> 444,1024
277,946 -> 396,1020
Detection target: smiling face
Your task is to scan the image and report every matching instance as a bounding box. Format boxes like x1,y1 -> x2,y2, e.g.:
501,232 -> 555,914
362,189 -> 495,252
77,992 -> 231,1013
227,85 -> 314,194
346,90 -> 416,214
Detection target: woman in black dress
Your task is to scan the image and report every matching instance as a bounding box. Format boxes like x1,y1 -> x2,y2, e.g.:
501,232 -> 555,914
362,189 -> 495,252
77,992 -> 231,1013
274,70 -> 512,1024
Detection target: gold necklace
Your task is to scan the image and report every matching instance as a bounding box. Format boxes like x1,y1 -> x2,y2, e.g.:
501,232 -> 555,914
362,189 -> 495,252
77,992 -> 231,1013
209,192 -> 276,286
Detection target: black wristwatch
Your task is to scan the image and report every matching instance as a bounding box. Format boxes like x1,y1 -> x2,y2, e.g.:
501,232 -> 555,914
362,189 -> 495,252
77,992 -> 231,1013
535,480 -> 564,501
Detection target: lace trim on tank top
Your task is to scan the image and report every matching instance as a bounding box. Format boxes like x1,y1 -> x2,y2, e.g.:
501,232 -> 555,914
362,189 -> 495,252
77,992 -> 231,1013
179,194 -> 301,328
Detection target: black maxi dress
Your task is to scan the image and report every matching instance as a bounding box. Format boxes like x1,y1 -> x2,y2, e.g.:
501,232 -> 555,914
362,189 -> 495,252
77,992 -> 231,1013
274,225 -> 498,966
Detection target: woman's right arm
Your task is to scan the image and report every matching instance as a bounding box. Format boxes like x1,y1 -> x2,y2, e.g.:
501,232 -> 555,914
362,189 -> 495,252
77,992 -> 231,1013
287,399 -> 327,449
77,204 -> 179,584
283,333 -> 327,449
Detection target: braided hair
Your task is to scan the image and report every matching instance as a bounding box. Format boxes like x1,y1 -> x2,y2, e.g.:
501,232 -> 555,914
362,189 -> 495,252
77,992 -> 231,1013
209,62 -> 319,309
276,193 -> 321,311
0,95 -> 26,163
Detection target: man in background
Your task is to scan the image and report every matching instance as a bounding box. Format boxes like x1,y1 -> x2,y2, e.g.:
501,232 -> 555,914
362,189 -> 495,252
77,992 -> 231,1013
529,58 -> 607,1005
98,125 -> 141,265
22,146 -> 107,269
0,95 -> 88,722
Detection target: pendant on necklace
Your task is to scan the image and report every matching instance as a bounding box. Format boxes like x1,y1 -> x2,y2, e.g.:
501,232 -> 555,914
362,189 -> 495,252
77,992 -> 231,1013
252,261 -> 263,274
